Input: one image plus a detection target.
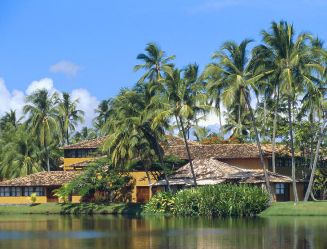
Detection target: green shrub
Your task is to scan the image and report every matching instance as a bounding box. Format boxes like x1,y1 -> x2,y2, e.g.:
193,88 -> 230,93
144,191 -> 175,214
145,184 -> 270,217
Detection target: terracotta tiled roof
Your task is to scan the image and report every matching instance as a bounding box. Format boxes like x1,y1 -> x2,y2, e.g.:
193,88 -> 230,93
0,171 -> 81,187
155,158 -> 291,186
62,137 -> 108,150
164,144 -> 270,159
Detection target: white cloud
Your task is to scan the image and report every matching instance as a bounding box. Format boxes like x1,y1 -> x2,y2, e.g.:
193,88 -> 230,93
0,78 -> 25,117
0,77 -> 99,128
49,60 -> 80,77
71,89 -> 99,128
26,78 -> 56,95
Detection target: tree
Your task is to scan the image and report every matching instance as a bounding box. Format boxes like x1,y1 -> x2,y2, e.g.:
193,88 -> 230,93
23,89 -> 59,172
0,124 -> 42,179
94,99 -> 112,132
58,92 -> 84,145
154,67 -> 208,186
260,21 -> 321,203
103,86 -> 171,190
72,126 -> 97,143
134,42 -> 175,83
0,110 -> 20,130
210,39 -> 273,199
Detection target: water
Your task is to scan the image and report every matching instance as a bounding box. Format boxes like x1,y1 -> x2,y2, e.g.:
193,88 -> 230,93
0,215 -> 325,249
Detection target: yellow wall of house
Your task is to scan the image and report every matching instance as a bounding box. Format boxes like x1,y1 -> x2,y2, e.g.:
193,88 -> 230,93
72,195 -> 81,203
63,158 -> 93,171
0,196 -> 47,204
130,171 -> 158,202
219,158 -> 269,170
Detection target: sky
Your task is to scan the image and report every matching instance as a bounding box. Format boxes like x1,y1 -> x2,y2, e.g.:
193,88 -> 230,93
0,0 -> 326,127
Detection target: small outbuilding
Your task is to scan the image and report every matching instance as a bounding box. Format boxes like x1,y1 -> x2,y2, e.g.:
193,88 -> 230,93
155,158 -> 293,201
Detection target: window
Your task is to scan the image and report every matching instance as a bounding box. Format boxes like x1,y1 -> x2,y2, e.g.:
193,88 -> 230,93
34,187 -> 45,196
24,187 -> 34,196
11,187 -> 22,196
275,183 -> 286,195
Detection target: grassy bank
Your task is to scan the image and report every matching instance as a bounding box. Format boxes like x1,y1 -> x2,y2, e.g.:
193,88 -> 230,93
260,201 -> 327,216
0,203 -> 143,215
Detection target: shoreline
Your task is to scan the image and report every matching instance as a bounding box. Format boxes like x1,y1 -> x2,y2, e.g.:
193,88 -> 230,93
0,201 -> 326,216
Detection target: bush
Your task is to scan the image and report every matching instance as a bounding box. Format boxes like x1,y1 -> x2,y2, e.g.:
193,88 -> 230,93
29,193 -> 37,205
143,191 -> 175,214
144,184 -> 270,217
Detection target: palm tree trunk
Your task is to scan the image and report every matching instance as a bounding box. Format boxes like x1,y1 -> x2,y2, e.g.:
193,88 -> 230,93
309,113 -> 314,169
179,116 -> 197,186
145,168 -> 153,199
272,86 -> 280,173
66,128 -> 70,145
44,130 -> 50,172
304,121 -> 325,201
287,96 -> 298,203
241,88 -> 272,200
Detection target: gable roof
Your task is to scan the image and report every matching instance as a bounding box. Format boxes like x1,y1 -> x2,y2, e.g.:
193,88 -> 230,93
164,144 -> 267,159
0,171 -> 81,187
62,136 -> 108,150
155,158 -> 291,186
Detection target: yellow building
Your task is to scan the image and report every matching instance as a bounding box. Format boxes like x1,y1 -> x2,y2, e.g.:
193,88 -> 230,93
0,171 -> 81,204
62,137 -> 159,203
0,136 -> 310,204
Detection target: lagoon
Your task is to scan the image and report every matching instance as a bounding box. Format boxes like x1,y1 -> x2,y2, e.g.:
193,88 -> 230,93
0,215 -> 325,249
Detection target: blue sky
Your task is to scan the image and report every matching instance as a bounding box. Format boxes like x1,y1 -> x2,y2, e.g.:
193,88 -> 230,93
0,0 -> 326,126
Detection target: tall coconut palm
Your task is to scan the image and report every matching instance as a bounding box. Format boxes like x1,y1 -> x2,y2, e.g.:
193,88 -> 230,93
72,126 -> 97,143
58,92 -> 84,145
103,86 -> 171,190
134,43 -> 175,83
260,21 -> 321,203
153,68 -> 208,186
211,39 -> 273,198
94,99 -> 113,132
0,110 -> 21,130
203,63 -> 225,134
0,125 -> 42,179
23,89 -> 59,172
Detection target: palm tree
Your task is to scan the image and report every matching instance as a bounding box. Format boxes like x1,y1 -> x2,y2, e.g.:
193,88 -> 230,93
0,110 -> 20,130
134,43 -> 175,83
72,126 -> 97,142
58,92 -> 84,145
103,86 -> 171,190
211,39 -> 273,198
203,62 -> 225,134
260,21 -> 321,203
94,99 -> 112,132
154,67 -> 208,186
23,89 -> 59,172
0,125 -> 42,179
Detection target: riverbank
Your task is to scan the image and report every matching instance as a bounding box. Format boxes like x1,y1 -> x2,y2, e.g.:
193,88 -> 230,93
0,203 -> 143,215
260,201 -> 327,216
0,201 -> 326,216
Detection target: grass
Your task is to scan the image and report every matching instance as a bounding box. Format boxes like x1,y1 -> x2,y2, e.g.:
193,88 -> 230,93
260,201 -> 327,216
0,201 -> 326,217
0,203 -> 143,215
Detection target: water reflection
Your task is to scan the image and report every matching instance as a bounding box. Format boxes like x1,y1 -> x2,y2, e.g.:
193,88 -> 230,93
0,215 -> 325,249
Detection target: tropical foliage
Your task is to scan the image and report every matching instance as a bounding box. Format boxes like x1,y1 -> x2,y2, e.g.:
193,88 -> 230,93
144,184 -> 270,217
0,21 -> 326,204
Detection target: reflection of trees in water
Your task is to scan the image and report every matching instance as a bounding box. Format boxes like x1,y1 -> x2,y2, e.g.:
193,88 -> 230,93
0,216 -> 326,249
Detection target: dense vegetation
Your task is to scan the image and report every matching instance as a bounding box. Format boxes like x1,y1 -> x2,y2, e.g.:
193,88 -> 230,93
0,20 -> 326,203
144,185 -> 270,217
55,158 -> 134,203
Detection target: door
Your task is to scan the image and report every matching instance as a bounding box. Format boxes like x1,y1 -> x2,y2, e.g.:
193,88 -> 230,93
46,186 -> 59,203
136,186 -> 150,203
275,183 -> 290,202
